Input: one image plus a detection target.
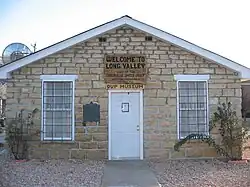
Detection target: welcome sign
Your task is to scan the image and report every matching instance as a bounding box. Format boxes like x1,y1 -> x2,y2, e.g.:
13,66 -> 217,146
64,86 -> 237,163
104,54 -> 147,85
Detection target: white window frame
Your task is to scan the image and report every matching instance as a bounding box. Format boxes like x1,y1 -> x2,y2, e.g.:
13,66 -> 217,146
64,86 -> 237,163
40,75 -> 78,141
174,74 -> 210,140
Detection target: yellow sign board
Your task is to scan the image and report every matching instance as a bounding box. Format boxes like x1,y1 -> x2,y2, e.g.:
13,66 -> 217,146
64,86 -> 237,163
106,84 -> 145,89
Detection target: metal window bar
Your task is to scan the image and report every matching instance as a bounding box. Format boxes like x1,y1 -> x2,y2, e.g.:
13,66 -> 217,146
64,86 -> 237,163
178,81 -> 208,139
43,81 -> 73,141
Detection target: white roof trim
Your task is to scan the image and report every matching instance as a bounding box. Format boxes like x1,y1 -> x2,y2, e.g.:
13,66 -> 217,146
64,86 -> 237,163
174,74 -> 210,81
0,15 -> 250,79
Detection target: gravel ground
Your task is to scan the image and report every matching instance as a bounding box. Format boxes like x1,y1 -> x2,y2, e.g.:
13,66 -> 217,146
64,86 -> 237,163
148,159 -> 250,187
1,158 -> 250,187
0,159 -> 105,187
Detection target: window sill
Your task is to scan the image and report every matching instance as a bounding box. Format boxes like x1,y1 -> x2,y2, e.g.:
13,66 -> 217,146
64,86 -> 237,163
41,140 -> 75,144
179,134 -> 210,140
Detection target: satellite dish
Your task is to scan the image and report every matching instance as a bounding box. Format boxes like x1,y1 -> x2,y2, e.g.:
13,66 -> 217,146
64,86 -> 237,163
2,42 -> 32,64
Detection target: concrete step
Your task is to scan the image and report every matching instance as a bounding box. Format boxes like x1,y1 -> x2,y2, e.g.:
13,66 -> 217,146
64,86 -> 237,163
101,160 -> 161,187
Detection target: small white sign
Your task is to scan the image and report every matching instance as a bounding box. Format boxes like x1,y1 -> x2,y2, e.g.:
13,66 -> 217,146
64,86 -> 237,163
121,103 -> 129,112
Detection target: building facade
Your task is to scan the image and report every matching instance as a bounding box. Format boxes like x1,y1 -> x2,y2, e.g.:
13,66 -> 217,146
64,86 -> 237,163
1,16 -> 250,160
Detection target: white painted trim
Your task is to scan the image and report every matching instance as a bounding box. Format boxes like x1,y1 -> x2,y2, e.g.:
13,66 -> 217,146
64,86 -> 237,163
174,74 -> 210,81
0,16 -> 250,78
176,82 -> 180,140
40,74 -> 78,81
41,74 -> 77,141
108,89 -> 144,160
108,91 -> 111,160
176,74 -> 210,140
139,90 -> 144,160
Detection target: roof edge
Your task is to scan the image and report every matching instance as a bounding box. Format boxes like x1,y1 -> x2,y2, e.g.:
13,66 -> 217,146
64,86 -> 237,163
0,15 -> 250,79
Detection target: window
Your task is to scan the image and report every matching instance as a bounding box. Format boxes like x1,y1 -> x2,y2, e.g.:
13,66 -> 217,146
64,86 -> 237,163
174,75 -> 209,139
40,75 -> 77,141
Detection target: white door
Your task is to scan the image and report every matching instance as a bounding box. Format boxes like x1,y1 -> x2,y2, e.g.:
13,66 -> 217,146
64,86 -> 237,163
110,92 -> 140,160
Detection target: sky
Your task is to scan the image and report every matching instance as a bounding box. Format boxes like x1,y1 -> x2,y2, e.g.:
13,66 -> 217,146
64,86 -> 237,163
0,0 -> 250,67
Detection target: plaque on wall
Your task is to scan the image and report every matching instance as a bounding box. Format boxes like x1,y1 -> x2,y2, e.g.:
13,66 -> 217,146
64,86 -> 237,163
83,102 -> 100,122
104,54 -> 147,84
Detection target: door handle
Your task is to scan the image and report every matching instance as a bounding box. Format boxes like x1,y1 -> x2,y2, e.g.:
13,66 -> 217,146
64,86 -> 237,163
137,125 -> 140,131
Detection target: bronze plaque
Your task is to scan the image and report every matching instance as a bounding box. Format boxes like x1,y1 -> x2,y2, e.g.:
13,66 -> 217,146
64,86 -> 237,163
104,54 -> 147,84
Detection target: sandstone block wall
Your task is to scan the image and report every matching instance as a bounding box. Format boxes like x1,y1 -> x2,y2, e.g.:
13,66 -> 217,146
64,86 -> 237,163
5,26 -> 242,160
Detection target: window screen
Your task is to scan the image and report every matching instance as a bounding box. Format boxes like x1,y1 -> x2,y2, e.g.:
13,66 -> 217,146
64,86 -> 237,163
42,81 -> 73,140
178,81 -> 208,139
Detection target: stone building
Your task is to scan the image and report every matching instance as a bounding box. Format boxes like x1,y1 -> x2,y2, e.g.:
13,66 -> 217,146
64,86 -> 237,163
0,15 -> 250,160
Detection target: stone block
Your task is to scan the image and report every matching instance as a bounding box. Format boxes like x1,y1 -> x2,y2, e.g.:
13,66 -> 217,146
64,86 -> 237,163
56,58 -> 72,63
79,75 -> 99,81
90,68 -> 103,74
235,88 -> 242,97
161,69 -> 171,74
92,133 -> 108,141
97,141 -> 108,149
29,148 -> 50,160
98,98 -> 108,111
222,89 -> 234,96
76,81 -> 92,89
50,149 -> 70,159
57,67 -> 65,74
145,98 -> 166,106
75,134 -> 92,142
169,55 -> 179,59
177,64 -> 187,68
150,75 -> 173,81
88,58 -> 103,64
50,142 -> 79,149
144,106 -> 159,115
93,81 -> 105,88
31,68 -> 43,74
87,126 -> 107,133
162,81 -> 176,89
43,68 -> 57,74
145,81 -> 162,89
144,149 -> 169,159
185,148 -> 203,157
65,68 -> 79,74
119,37 -> 130,42
153,63 -> 166,68
184,68 -> 198,74
70,150 -> 87,159
202,148 -> 218,157
209,89 -> 222,96
75,89 -> 89,97
86,149 -> 107,159
76,127 -> 84,134
160,140 -> 176,149
89,89 -> 108,97
79,68 -> 90,74
131,37 -> 145,42
144,89 -> 157,97
80,142 -> 98,149
209,97 -> 219,105
144,141 -> 161,148
149,68 -> 161,74
215,68 -> 226,74
170,149 -> 186,158
157,89 -> 171,97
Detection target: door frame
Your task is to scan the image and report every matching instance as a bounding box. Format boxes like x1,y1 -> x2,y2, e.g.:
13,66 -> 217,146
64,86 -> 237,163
108,89 -> 144,160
